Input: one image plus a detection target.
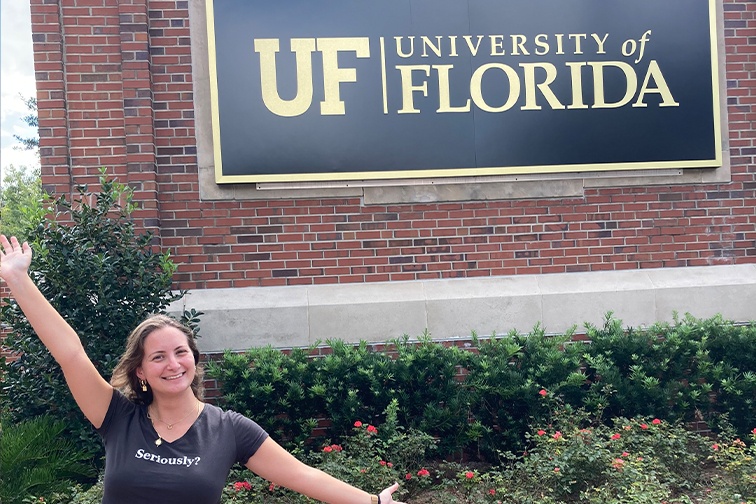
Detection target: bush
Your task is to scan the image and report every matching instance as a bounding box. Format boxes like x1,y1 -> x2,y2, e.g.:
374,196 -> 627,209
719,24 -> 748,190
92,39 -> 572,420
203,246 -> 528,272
1,415 -> 96,504
208,313 -> 756,461
1,169 -> 188,463
466,325 -> 587,458
583,313 -> 756,438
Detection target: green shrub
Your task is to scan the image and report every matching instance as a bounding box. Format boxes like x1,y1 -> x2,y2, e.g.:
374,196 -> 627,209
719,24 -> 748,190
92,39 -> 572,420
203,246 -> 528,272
1,169 -> 188,463
207,345 -> 322,449
208,312 -> 755,461
390,332 -> 475,457
583,313 -> 756,438
466,325 -> 587,458
1,415 -> 96,504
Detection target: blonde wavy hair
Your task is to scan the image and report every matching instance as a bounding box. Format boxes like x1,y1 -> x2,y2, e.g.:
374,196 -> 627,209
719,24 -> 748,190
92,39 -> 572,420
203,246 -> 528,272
110,314 -> 204,404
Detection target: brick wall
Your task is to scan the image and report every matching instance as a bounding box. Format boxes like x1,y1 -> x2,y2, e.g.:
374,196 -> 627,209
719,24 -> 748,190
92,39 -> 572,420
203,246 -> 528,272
25,0 -> 756,292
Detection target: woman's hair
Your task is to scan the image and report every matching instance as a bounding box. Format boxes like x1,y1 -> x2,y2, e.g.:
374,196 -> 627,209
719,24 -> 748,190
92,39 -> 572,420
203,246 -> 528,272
110,314 -> 204,404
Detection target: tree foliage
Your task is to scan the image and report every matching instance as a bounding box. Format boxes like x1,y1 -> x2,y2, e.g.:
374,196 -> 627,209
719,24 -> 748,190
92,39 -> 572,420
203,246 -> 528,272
0,165 -> 44,240
1,169 -> 187,462
13,95 -> 39,151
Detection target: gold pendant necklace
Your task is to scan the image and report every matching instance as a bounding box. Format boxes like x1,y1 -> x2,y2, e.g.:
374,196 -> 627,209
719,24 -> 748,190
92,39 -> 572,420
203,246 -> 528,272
147,401 -> 200,446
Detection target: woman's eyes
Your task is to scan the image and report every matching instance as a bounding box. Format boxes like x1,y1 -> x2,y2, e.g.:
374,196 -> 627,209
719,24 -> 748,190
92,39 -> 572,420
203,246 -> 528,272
152,349 -> 188,361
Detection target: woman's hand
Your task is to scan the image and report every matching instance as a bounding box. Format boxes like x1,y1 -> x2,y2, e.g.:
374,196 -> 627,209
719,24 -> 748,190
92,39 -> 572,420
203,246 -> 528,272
378,482 -> 406,504
0,235 -> 33,283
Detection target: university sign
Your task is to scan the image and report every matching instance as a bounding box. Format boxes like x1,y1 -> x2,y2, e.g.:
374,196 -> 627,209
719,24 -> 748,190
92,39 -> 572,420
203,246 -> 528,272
206,0 -> 721,184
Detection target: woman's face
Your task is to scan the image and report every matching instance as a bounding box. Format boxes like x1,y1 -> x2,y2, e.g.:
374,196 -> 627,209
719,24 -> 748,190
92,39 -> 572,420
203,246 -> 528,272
135,326 -> 196,397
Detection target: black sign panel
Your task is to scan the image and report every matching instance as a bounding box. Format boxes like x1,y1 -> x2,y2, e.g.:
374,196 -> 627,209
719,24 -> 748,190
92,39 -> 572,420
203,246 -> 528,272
206,0 -> 721,183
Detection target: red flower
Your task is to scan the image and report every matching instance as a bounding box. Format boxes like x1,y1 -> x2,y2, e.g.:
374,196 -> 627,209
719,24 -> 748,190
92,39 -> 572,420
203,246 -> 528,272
537,429 -> 546,436
611,433 -> 621,440
268,483 -> 276,491
539,389 -> 548,397
652,418 -> 661,425
621,451 -> 630,457
380,460 -> 387,466
233,481 -> 252,492
366,424 -> 378,434
331,444 -> 343,452
489,489 -> 496,495
323,445 -> 333,453
405,473 -> 412,480
640,423 -> 648,430
417,468 -> 430,477
465,471 -> 474,479
752,428 -> 756,435
354,421 -> 363,427
712,443 -> 720,451
552,431 -> 562,440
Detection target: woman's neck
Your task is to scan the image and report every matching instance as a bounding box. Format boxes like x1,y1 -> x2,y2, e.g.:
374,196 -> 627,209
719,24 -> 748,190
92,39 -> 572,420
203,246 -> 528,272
150,390 -> 199,417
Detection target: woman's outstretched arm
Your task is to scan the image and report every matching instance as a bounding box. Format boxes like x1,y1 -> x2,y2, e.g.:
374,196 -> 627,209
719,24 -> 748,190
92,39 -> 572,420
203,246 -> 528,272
0,235 -> 113,428
246,437 -> 406,504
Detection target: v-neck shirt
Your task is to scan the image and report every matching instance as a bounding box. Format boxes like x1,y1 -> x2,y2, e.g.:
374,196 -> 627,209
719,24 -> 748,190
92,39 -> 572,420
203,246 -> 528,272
97,389 -> 268,503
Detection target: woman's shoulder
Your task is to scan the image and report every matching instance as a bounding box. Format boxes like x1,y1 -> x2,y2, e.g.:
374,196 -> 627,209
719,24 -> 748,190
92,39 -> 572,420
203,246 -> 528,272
200,403 -> 266,432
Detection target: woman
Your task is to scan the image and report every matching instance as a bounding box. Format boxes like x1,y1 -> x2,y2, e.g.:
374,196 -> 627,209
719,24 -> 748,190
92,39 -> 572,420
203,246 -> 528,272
0,235 -> 405,504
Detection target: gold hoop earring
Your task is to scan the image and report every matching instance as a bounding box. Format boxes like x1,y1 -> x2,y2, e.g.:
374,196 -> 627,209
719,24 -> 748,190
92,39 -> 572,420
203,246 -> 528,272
140,379 -> 148,392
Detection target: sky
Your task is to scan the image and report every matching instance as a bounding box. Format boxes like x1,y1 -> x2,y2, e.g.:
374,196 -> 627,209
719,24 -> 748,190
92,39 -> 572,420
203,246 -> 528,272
0,0 -> 40,179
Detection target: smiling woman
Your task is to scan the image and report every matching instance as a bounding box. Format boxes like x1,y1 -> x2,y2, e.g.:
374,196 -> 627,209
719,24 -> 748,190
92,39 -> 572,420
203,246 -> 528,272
0,234 -> 407,504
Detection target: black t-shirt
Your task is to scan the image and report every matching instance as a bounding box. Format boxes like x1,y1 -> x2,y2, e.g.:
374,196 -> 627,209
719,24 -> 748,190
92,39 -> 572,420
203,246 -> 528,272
97,390 -> 268,504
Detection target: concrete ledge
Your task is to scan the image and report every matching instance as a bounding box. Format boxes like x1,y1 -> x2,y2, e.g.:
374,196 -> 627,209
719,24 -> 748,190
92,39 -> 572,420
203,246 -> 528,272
169,264 -> 756,353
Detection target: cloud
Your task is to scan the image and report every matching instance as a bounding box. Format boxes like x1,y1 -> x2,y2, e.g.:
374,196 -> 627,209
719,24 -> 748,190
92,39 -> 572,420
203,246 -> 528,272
1,0 -> 37,157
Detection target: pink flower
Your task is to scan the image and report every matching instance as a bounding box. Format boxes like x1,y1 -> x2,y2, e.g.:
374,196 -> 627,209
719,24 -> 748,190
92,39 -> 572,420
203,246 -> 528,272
489,489 -> 496,495
652,418 -> 661,425
621,451 -> 630,457
537,429 -> 546,436
387,462 -> 393,468
539,389 -> 548,397
640,423 -> 648,430
612,458 -> 625,470
380,460 -> 387,466
712,443 -> 720,451
553,467 -> 560,473
354,421 -> 363,427
268,483 -> 276,491
465,471 -> 474,479
752,428 -> 756,435
553,431 -> 562,440
611,433 -> 621,440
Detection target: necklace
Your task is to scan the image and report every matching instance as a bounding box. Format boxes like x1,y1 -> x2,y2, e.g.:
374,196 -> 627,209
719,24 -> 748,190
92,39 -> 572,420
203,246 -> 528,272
147,401 -> 201,446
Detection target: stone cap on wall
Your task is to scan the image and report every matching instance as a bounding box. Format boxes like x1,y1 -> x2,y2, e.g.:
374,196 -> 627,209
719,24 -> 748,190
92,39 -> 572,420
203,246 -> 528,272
168,264 -> 756,353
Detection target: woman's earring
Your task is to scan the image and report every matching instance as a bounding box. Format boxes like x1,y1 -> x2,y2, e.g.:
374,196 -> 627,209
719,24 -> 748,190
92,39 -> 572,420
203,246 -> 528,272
140,379 -> 148,392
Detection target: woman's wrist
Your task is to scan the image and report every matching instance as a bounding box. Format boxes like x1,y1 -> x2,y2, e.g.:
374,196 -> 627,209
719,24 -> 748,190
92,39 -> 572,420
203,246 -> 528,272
370,495 -> 381,504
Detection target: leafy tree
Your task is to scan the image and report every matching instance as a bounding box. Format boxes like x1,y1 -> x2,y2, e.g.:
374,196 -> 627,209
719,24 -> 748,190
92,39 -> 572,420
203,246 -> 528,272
0,165 -> 44,240
1,169 -> 191,464
13,95 -> 39,151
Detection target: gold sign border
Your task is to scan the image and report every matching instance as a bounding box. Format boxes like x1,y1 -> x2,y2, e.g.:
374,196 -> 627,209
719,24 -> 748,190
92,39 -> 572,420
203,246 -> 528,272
207,0 -> 722,185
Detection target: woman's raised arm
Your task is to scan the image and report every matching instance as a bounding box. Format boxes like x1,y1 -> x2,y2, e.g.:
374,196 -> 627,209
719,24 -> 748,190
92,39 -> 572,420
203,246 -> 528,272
0,235 -> 113,428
